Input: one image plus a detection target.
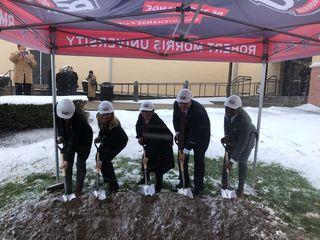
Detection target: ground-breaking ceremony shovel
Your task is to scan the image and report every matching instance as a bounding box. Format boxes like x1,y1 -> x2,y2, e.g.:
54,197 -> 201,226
177,154 -> 193,199
221,145 -> 237,199
138,153 -> 155,196
57,145 -> 76,202
93,143 -> 107,200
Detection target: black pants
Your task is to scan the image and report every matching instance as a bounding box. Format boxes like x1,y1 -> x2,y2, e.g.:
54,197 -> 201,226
101,159 -> 119,190
178,149 -> 205,192
221,137 -> 255,191
15,83 -> 31,95
64,150 -> 90,194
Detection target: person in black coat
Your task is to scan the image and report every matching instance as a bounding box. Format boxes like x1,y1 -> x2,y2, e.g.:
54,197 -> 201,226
56,99 -> 93,196
94,101 -> 128,193
136,101 -> 174,192
173,89 -> 211,197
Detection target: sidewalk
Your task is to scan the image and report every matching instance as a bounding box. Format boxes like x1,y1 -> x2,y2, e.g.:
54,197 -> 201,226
84,100 -> 223,111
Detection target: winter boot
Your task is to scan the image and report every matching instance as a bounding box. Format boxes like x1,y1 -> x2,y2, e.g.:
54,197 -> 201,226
109,181 -> 119,193
155,174 -> 163,193
236,188 -> 244,198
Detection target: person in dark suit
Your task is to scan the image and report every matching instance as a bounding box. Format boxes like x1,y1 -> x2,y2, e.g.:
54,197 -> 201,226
173,89 -> 211,197
136,101 -> 174,192
56,99 -> 93,196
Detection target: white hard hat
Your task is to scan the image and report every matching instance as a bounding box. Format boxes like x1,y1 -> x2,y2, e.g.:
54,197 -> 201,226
98,101 -> 114,114
177,89 -> 192,103
140,101 -> 155,111
57,99 -> 75,119
224,95 -> 242,109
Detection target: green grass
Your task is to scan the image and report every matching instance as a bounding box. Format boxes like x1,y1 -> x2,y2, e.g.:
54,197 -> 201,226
0,156 -> 319,237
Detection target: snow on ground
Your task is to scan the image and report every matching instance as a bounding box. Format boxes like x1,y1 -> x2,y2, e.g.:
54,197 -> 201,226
0,97 -> 319,189
0,95 -> 87,105
117,96 -> 226,105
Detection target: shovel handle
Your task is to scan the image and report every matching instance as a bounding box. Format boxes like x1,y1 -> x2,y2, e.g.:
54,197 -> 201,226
61,167 -> 66,177
178,152 -> 185,189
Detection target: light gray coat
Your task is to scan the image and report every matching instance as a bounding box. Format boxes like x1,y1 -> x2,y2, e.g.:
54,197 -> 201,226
224,108 -> 256,162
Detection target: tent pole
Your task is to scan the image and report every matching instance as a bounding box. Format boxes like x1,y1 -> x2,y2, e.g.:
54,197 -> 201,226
50,48 -> 59,182
109,58 -> 113,83
39,51 -> 42,85
252,60 -> 267,187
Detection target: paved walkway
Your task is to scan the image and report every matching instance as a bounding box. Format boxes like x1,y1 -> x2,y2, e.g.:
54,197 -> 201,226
84,100 -> 223,111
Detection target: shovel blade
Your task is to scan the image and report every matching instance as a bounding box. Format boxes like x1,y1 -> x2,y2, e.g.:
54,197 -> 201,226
177,187 -> 194,199
139,184 -> 155,196
221,189 -> 237,199
68,193 -> 76,201
59,193 -> 76,202
93,190 -> 107,200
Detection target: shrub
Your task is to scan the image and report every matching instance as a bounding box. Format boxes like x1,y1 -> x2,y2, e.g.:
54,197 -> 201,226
0,100 -> 87,132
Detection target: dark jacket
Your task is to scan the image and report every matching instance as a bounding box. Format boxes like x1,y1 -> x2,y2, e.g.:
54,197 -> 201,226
56,109 -> 93,155
224,108 -> 256,161
136,113 -> 174,174
97,117 -> 128,162
173,100 -> 211,152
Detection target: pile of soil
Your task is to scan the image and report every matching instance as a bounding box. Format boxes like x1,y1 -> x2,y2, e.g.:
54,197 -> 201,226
0,191 -> 308,239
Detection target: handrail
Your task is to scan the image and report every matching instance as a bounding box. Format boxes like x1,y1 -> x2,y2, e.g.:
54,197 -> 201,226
0,69 -> 13,95
100,77 -> 282,100
230,75 -> 252,84
230,76 -> 252,96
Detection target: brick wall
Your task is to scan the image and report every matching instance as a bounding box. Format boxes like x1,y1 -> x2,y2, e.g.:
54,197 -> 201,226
308,63 -> 320,106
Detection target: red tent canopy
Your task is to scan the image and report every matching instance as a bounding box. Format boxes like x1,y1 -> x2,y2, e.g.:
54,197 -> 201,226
1,0 -> 320,63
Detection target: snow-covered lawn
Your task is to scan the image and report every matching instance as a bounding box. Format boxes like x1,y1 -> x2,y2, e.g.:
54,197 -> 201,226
0,96 -> 319,189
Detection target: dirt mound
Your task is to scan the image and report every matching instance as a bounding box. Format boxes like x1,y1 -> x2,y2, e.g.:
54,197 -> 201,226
0,191 -> 308,240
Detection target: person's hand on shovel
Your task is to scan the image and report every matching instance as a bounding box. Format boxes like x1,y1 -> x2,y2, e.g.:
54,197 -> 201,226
60,160 -> 68,170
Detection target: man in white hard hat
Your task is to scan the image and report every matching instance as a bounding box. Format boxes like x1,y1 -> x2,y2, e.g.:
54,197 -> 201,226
173,89 -> 211,197
221,95 -> 257,198
94,101 -> 128,193
56,98 -> 93,196
136,101 -> 174,193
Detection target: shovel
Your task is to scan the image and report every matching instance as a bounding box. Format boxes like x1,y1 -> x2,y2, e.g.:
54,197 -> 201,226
221,149 -> 237,199
93,145 -> 107,200
57,145 -> 76,202
177,154 -> 193,199
60,168 -> 76,202
138,154 -> 155,196
93,169 -> 107,200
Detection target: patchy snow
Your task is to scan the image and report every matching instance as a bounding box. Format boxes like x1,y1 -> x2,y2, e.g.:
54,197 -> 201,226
0,95 -> 88,105
0,98 -> 319,190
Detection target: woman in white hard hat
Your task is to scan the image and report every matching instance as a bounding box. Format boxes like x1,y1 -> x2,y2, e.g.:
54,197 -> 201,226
135,100 -> 174,193
95,101 -> 128,193
56,98 -> 93,196
221,95 -> 257,198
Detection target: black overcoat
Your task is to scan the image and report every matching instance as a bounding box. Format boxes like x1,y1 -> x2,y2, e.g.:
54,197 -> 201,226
136,113 -> 174,174
56,109 -> 93,154
173,100 -> 210,152
97,121 -> 128,162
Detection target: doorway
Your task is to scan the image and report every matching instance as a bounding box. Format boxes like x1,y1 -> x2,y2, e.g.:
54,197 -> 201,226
280,57 -> 312,96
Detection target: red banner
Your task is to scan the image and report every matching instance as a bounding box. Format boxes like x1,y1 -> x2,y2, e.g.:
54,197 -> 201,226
112,1 -> 229,27
268,24 -> 320,62
0,1 -> 49,52
55,29 -> 263,62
